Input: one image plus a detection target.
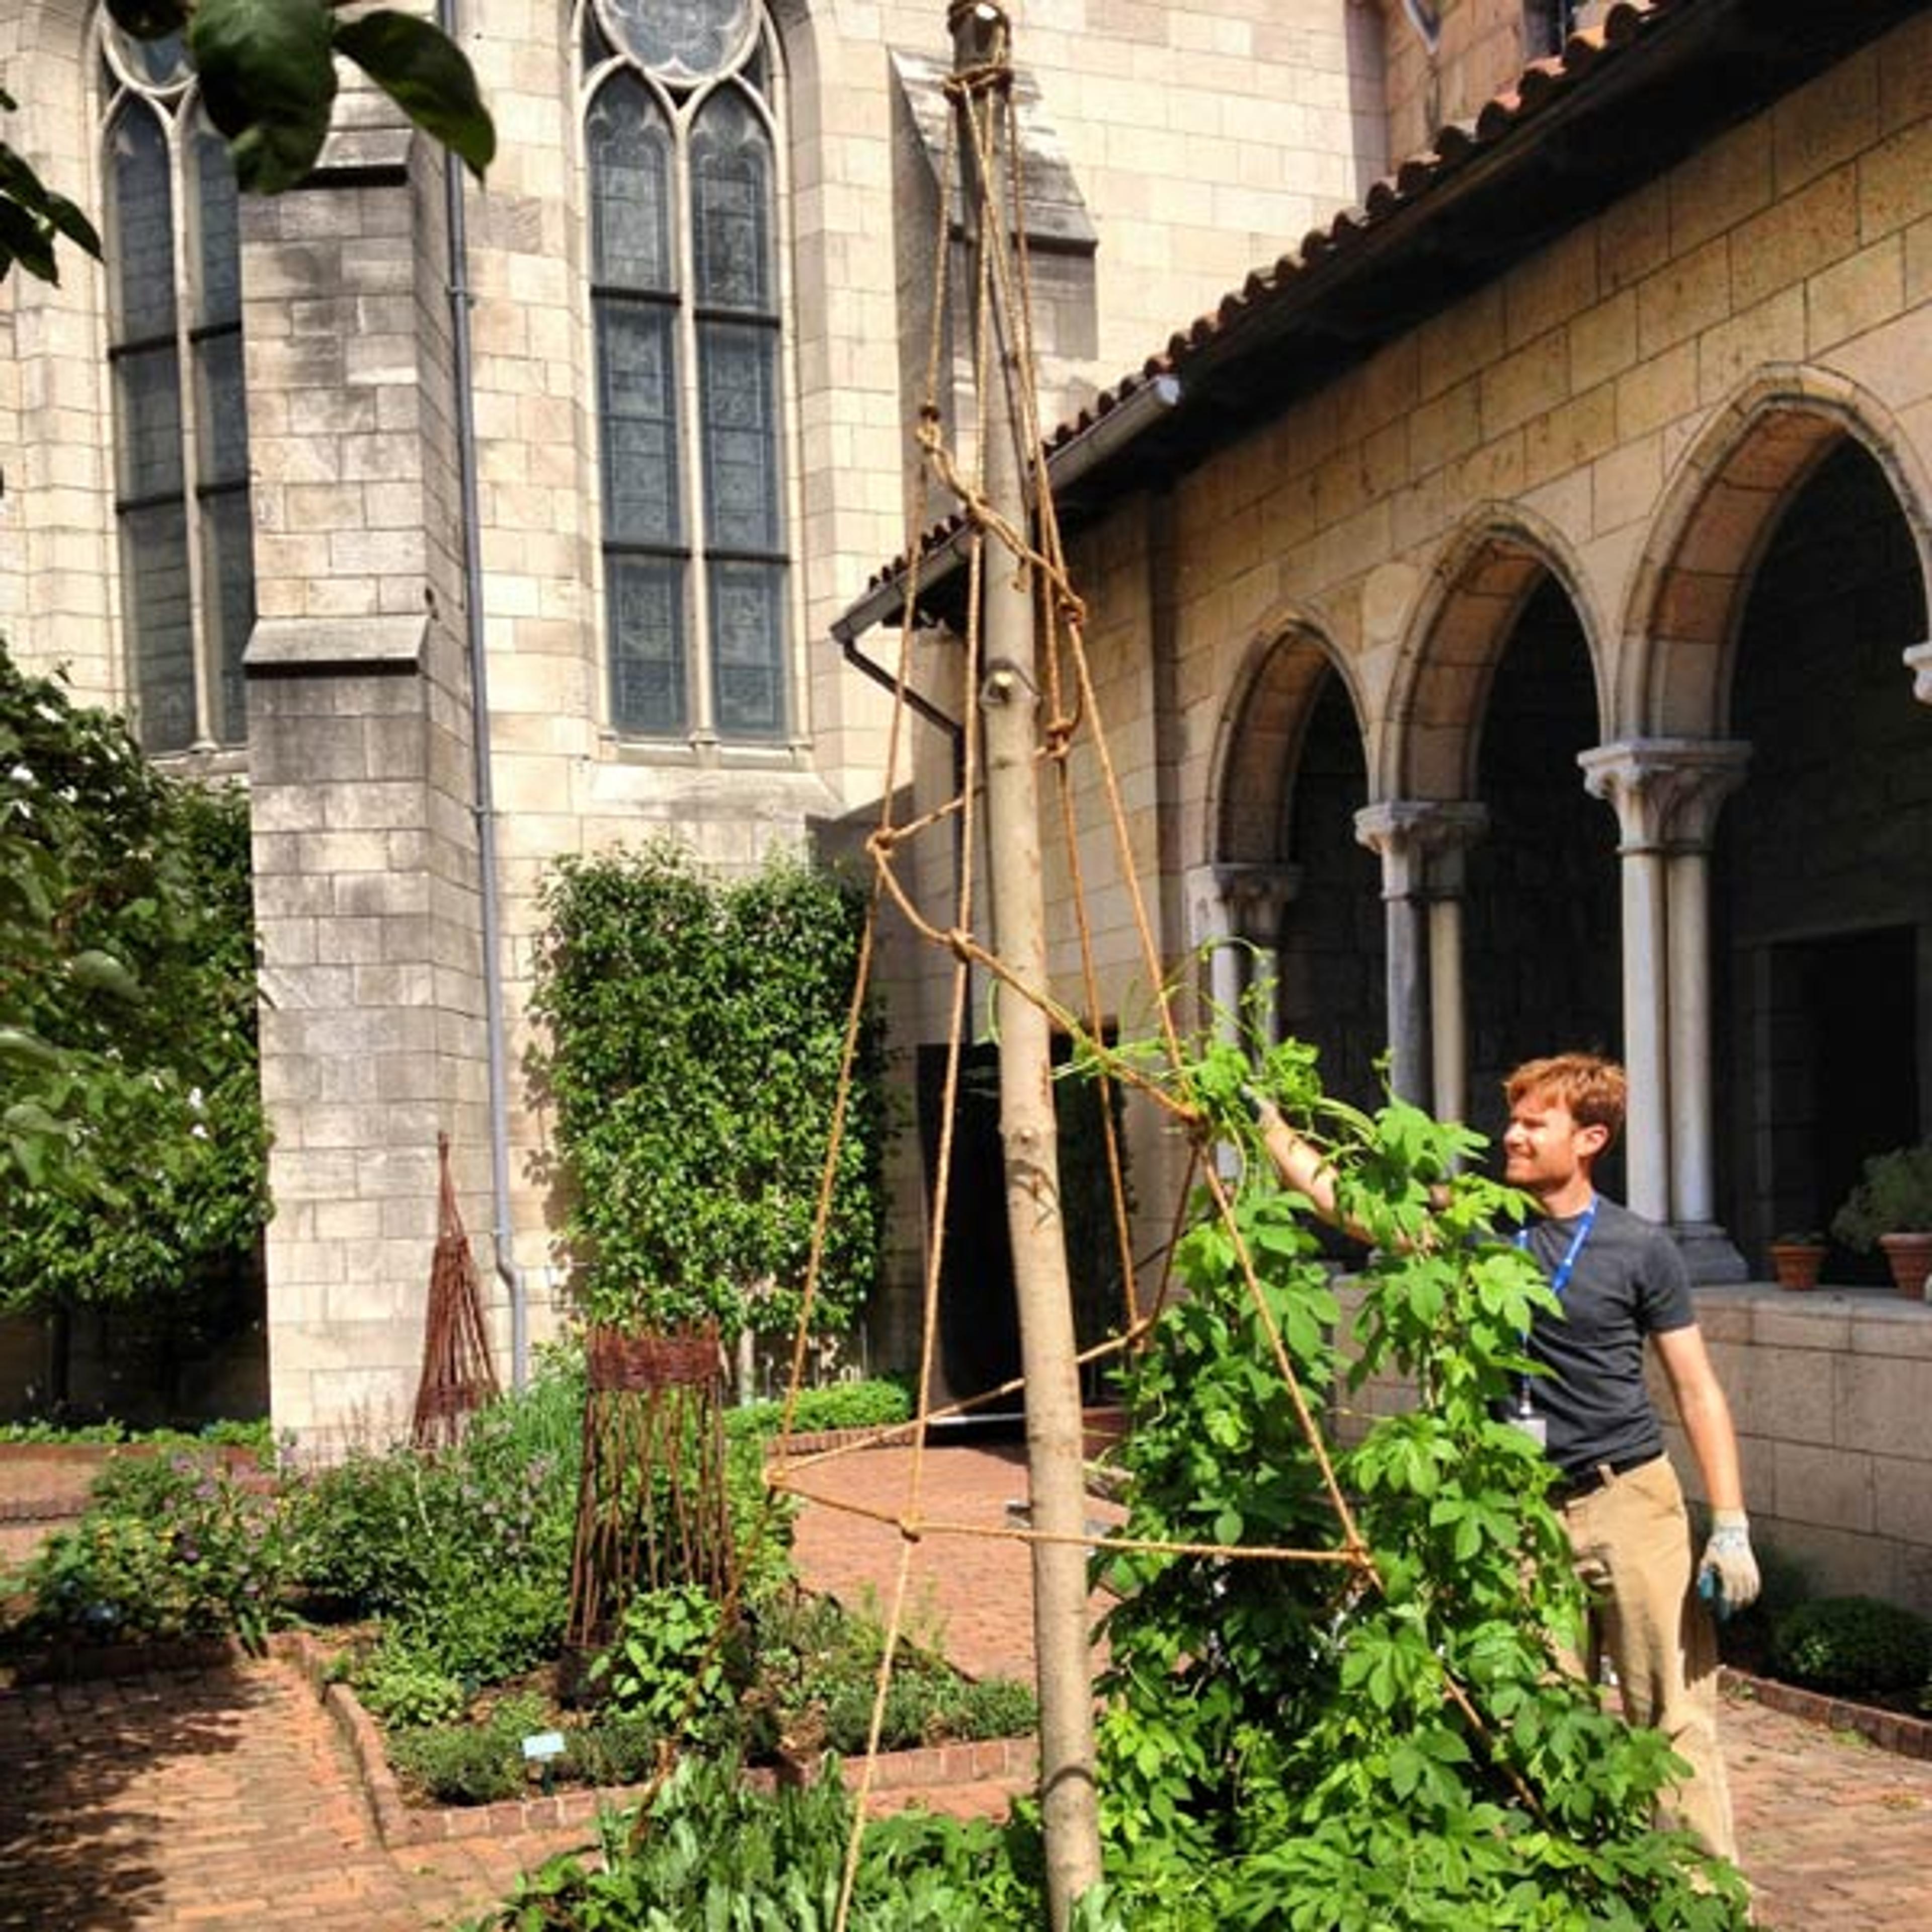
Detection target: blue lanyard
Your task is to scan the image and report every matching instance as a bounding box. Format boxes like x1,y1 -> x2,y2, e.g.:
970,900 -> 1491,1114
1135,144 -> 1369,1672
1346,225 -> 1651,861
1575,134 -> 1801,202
1513,1196 -> 1597,1416
1516,1194 -> 1598,1304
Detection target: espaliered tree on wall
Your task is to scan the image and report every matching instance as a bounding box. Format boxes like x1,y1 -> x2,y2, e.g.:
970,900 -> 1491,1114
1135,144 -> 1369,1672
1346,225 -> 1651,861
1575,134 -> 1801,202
531,844 -> 887,1375
0,643 -> 270,1402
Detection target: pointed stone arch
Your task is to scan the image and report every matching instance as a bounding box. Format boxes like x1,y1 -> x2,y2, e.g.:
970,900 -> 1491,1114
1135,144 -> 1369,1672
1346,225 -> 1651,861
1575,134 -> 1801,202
1381,504 -> 1604,802
1211,609 -> 1368,868
1620,364 -> 1932,740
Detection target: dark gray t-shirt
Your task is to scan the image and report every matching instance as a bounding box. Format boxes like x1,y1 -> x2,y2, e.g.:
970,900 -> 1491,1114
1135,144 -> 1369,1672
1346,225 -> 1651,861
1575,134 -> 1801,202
1517,1196 -> 1695,1478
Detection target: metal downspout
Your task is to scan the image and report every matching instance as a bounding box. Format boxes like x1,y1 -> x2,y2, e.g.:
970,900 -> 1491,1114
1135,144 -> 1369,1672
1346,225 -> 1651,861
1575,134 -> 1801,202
440,0 -> 526,1387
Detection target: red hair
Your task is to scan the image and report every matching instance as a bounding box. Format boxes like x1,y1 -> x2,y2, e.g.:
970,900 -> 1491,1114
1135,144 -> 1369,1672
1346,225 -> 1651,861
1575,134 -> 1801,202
1504,1053 -> 1626,1142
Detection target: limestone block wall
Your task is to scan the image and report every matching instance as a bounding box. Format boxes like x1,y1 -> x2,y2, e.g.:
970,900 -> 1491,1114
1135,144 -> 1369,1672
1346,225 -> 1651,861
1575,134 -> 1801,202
0,0 -> 115,689
1037,9 -> 1932,998
1340,1280 -> 1932,1614
1657,1289 -> 1932,1615
932,13 -> 1932,1519
241,125 -> 489,1446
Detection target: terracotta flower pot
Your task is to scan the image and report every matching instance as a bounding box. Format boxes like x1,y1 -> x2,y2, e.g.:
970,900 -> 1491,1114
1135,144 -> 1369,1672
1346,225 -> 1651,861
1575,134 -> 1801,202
1767,1241 -> 1827,1292
1878,1231 -> 1932,1299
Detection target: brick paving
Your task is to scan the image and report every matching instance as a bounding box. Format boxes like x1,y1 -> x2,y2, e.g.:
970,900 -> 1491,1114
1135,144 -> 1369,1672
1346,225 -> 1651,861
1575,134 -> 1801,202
0,1442 -> 1927,1927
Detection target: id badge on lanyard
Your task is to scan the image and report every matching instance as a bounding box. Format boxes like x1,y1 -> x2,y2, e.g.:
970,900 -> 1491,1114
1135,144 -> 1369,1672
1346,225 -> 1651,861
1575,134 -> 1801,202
1509,1197 -> 1597,1450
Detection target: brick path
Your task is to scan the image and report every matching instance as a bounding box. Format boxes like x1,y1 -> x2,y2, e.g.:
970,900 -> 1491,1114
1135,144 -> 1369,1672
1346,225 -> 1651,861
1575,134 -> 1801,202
0,1442 -> 1928,1928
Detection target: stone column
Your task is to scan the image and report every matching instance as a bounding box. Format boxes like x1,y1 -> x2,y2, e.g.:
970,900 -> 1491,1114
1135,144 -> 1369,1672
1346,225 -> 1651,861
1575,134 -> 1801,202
1185,864 -> 1242,1045
1222,863 -> 1302,1050
1354,801 -> 1486,1111
1186,863 -> 1302,1045
242,102 -> 489,1448
1580,741 -> 1749,1277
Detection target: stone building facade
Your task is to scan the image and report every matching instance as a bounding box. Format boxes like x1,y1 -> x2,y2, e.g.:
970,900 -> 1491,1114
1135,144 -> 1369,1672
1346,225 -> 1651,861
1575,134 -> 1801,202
0,0 -> 1388,1436
848,0 -> 1932,1608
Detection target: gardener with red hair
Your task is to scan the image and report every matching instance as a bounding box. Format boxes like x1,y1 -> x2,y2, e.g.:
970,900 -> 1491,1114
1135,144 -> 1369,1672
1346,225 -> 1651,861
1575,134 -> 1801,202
1252,1050 -> 1756,1861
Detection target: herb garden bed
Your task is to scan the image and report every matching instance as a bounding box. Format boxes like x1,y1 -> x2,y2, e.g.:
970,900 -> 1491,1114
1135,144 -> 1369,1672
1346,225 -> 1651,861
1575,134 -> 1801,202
281,1628 -> 1035,1846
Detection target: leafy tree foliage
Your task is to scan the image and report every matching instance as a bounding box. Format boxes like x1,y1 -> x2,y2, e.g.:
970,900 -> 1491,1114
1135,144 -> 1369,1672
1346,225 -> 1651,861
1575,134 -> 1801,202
0,641 -> 269,1318
531,842 -> 887,1343
1084,1036 -> 1751,1929
1,1 -> 493,288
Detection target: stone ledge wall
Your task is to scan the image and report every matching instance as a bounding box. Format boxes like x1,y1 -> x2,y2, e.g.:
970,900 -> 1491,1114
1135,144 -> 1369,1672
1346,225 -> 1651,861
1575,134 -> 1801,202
1343,1277 -> 1932,1616
1662,1284 -> 1932,1616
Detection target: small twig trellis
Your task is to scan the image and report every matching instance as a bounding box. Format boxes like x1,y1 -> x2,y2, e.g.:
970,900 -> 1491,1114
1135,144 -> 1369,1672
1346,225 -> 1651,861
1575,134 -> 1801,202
411,1134 -> 500,1452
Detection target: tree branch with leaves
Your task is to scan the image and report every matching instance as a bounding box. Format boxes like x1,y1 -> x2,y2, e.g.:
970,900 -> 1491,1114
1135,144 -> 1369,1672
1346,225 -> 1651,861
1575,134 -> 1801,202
1,0 -> 494,287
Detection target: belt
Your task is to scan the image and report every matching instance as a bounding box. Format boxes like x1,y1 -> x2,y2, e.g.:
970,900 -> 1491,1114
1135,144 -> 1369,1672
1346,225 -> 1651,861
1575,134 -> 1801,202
1550,1451 -> 1662,1506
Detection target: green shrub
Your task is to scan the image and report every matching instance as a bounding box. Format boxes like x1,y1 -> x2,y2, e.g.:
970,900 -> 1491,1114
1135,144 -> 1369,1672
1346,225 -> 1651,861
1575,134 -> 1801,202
589,1585 -> 740,1742
23,1451 -> 287,1652
353,1640 -> 468,1729
390,1721 -> 524,1806
401,1571 -> 566,1687
946,1675 -> 1038,1740
282,1349 -> 581,1641
1772,1595 -> 1932,1695
388,1691 -> 550,1807
1831,1143 -> 1932,1251
727,1377 -> 915,1440
567,1713 -> 663,1788
821,1664 -> 1037,1755
529,843 -> 889,1342
0,1418 -> 273,1450
463,1753 -> 1051,1931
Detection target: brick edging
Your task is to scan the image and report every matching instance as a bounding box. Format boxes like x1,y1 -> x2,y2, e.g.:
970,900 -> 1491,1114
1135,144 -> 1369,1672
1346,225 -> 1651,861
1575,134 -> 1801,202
1723,1666 -> 1932,1761
276,1629 -> 1037,1847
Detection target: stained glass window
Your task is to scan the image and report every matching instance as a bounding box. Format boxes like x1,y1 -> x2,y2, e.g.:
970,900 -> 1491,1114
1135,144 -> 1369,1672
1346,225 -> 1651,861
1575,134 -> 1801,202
587,3 -> 788,743
102,42 -> 255,753
599,0 -> 754,86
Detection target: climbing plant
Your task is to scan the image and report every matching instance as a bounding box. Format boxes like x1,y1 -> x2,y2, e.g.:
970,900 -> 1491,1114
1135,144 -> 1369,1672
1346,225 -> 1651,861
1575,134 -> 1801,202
1083,1033 -> 1751,1929
530,841 -> 887,1345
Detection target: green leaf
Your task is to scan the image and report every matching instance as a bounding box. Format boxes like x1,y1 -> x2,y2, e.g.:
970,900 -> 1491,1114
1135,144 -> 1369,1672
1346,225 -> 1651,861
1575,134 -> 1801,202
335,9 -> 496,181
189,0 -> 337,194
69,949 -> 143,1002
0,1024 -> 61,1070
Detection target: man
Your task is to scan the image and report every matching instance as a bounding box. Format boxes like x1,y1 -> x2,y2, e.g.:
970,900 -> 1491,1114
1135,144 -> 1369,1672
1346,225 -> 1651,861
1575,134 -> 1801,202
1250,1052 -> 1757,1861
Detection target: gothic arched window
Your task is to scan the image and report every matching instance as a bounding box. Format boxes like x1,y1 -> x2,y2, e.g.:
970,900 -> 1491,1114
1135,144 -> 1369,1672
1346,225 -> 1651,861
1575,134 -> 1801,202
582,1 -> 791,743
100,21 -> 255,753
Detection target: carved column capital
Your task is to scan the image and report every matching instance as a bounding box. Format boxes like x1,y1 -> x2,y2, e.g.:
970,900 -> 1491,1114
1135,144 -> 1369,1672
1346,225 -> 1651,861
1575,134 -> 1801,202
1214,862 -> 1302,943
1577,740 -> 1750,855
1353,799 -> 1489,899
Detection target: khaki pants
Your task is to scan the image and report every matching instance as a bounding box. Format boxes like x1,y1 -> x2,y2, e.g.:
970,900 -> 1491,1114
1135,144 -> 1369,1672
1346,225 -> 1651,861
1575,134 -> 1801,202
1557,1453 -> 1736,1862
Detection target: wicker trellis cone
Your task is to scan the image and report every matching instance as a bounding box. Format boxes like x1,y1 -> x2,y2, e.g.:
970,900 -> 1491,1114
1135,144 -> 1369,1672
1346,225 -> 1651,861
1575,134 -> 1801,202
411,1133 -> 502,1451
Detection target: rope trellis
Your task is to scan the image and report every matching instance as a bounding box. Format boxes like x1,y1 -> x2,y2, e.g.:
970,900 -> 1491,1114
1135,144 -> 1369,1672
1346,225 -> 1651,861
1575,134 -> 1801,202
598,13 -> 1552,1914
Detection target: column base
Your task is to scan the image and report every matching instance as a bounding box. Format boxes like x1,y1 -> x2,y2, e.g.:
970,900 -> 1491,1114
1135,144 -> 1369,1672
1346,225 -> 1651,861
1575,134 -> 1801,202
1672,1222 -> 1749,1284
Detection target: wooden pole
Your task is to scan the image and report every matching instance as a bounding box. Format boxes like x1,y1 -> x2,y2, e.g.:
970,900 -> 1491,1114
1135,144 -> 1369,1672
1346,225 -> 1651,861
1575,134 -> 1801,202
946,6 -> 1102,1924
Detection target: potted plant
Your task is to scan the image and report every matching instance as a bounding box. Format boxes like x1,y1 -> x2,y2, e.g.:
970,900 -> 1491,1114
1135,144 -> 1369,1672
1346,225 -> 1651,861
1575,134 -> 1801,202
1830,1144 -> 1932,1298
1765,1232 -> 1828,1292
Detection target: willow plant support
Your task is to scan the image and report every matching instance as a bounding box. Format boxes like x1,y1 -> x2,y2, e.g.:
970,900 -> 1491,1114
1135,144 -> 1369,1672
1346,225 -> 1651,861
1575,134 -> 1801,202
562,1323 -> 733,1686
411,1133 -> 501,1451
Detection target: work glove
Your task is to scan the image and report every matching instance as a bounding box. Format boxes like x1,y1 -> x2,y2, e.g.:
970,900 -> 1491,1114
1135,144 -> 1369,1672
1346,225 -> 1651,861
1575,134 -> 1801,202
1696,1509 -> 1760,1618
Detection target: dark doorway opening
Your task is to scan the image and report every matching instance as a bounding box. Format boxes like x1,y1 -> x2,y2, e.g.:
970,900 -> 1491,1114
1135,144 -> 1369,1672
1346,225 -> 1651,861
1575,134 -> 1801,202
915,1037 -> 1131,1424
1794,926 -> 1919,1284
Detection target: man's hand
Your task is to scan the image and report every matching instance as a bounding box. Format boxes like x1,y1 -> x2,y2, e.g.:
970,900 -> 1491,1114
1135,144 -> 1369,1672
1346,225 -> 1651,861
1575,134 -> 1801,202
1697,1509 -> 1760,1617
